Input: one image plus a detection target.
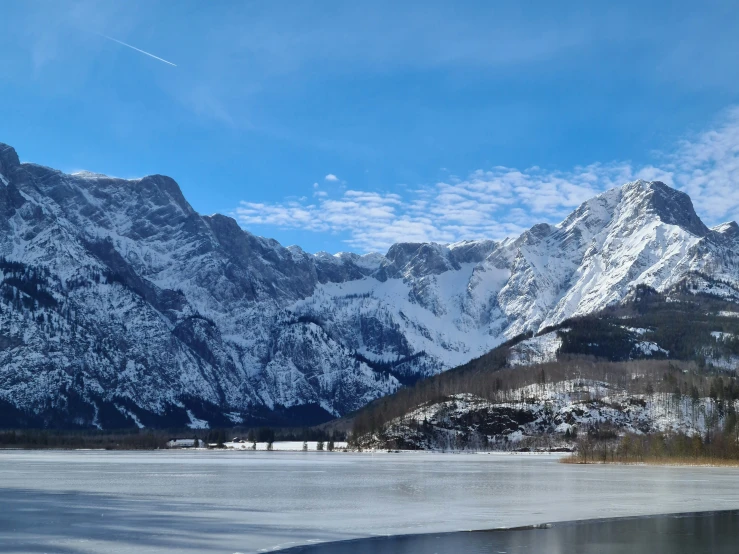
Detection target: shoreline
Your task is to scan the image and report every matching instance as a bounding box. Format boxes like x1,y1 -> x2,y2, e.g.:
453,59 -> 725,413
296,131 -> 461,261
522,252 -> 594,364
9,443 -> 739,468
0,445 -> 569,455
10,444 -> 739,468
560,456 -> 739,468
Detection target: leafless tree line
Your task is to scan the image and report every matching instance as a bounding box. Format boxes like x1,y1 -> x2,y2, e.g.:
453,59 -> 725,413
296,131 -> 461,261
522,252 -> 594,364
351,355 -> 738,440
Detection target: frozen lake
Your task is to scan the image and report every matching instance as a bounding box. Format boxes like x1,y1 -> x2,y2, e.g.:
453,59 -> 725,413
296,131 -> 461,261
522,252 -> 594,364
2,450 -> 739,553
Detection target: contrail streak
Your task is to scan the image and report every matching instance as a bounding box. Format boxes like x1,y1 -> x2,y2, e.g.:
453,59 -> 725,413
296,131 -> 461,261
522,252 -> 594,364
96,33 -> 177,67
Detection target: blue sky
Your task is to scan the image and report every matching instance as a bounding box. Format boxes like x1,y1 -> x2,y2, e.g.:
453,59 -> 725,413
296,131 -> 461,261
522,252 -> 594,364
2,1 -> 739,253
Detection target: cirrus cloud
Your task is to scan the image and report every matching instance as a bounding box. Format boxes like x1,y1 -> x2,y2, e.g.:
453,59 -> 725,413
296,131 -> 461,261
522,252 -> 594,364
235,107 -> 739,253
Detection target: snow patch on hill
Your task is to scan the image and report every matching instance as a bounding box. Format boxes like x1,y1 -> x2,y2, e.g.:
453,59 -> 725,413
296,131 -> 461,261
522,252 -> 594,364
633,341 -> 669,356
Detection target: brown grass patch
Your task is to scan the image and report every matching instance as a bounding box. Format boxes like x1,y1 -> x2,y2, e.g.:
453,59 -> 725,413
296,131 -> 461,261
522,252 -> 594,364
559,455 -> 739,467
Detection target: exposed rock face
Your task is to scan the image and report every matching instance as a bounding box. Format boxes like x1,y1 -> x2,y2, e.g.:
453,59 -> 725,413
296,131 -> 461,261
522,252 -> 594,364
0,141 -> 737,428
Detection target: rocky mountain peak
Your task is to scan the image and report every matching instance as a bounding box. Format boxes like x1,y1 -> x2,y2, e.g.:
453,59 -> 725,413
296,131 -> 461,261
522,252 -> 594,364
383,242 -> 459,278
514,223 -> 554,248
713,221 -> 739,238
0,143 -> 20,177
135,174 -> 194,216
447,240 -> 498,264
620,180 -> 709,237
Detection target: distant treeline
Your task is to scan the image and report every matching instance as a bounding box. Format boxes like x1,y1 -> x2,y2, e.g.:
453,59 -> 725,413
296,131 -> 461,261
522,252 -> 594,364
0,426 -> 346,450
570,422 -> 739,465
206,426 -> 345,446
0,429 -> 167,450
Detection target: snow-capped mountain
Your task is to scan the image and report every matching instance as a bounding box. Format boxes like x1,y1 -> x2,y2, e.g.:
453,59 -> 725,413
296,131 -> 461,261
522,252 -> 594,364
0,141 -> 737,428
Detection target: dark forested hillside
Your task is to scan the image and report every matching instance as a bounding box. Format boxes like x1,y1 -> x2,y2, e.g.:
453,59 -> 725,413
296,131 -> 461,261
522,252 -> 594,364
557,281 -> 739,365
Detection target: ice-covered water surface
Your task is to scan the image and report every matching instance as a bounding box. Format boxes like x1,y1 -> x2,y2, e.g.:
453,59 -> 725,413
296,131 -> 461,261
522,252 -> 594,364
2,450 -> 739,553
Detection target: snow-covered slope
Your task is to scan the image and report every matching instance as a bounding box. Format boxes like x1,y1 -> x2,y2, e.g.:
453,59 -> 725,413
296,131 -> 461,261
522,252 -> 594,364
358,382 -> 730,451
1,141 -> 738,428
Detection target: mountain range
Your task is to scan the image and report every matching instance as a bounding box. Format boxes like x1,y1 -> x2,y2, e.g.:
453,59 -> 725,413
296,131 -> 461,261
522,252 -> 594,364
1,141 -> 737,429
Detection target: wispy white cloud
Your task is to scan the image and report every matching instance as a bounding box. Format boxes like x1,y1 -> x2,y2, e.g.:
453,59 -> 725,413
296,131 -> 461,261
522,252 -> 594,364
671,107 -> 739,223
236,164 -> 621,251
235,108 -> 739,253
324,173 -> 339,182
